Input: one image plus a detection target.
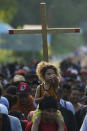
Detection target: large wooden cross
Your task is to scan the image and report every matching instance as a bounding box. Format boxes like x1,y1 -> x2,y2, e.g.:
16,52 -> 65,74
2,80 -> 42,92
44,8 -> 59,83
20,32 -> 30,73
9,3 -> 80,62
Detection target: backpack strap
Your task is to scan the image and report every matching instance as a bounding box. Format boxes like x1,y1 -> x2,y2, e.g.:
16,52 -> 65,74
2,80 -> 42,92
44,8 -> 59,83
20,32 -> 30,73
64,101 -> 67,109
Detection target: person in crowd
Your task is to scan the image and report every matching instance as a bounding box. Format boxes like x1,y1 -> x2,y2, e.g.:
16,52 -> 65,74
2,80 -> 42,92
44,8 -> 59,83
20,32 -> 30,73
60,83 -> 72,101
11,81 -> 36,118
71,82 -> 87,105
57,87 -> 78,131
35,61 -> 60,103
6,85 -> 17,95
25,96 -> 66,131
59,83 -> 75,114
0,96 -> 9,109
70,88 -> 82,112
79,68 -> 87,85
76,83 -> 86,105
70,83 -> 87,130
0,104 -> 12,131
0,86 -> 9,109
0,103 -> 22,131
4,85 -> 18,110
12,74 -> 26,86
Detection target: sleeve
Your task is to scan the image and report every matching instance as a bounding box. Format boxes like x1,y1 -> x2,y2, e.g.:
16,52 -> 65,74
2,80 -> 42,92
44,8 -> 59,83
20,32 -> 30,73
15,118 -> 22,131
80,114 -> 87,131
25,121 -> 33,131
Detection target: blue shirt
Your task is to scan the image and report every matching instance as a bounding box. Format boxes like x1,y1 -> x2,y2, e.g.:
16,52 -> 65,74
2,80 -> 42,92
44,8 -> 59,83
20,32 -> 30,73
60,99 -> 75,114
8,115 -> 22,131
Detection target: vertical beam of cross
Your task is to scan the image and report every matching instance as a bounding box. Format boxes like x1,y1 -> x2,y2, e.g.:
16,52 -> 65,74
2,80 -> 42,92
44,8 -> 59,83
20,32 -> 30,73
40,3 -> 48,62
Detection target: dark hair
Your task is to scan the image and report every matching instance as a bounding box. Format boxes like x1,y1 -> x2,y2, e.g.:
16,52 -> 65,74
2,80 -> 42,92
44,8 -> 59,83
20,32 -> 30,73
41,65 -> 58,77
36,61 -> 60,82
9,110 -> 25,120
4,94 -> 17,110
39,96 -> 58,111
6,85 -> 17,95
61,83 -> 71,90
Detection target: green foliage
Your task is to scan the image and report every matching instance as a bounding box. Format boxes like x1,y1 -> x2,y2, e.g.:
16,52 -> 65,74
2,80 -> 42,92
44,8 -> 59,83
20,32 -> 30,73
51,33 -> 85,54
0,0 -> 18,23
0,49 -> 42,64
12,51 -> 42,64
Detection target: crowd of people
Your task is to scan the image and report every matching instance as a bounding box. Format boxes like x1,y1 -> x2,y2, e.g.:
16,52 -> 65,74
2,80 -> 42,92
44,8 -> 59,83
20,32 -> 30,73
0,58 -> 87,131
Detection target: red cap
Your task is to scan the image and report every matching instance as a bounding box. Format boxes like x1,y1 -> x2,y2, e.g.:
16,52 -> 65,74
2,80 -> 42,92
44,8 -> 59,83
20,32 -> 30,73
17,82 -> 30,94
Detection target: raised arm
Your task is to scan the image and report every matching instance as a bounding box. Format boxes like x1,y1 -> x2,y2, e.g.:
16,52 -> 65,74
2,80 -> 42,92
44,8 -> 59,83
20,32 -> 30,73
34,85 -> 44,104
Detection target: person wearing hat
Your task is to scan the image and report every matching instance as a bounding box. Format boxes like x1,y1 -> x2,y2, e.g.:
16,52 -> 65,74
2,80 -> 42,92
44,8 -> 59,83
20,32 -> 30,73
11,82 -> 36,119
0,86 -> 9,109
0,96 -> 9,109
0,104 -> 12,131
13,74 -> 26,85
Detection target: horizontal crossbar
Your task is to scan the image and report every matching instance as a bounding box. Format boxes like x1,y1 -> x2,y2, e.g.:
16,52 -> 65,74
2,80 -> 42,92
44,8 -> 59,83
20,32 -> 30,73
9,28 -> 80,34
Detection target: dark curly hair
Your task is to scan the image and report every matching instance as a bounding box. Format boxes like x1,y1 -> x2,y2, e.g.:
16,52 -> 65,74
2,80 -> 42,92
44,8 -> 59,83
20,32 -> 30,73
36,61 -> 60,82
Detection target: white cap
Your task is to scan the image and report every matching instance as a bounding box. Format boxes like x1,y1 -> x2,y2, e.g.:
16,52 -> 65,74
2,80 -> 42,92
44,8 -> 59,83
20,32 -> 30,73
0,104 -> 8,114
13,75 -> 25,83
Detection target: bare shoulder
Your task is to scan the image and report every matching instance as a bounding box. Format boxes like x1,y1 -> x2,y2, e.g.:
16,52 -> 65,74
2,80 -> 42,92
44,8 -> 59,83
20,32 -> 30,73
35,85 -> 41,99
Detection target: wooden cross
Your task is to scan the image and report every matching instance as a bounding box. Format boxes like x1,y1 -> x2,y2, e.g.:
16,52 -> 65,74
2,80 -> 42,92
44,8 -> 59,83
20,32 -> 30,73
8,3 -> 80,62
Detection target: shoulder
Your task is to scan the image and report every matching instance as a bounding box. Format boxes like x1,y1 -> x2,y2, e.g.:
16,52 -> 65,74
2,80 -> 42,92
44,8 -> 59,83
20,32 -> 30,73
8,115 -> 20,123
8,115 -> 22,131
59,106 -> 74,117
80,114 -> 87,131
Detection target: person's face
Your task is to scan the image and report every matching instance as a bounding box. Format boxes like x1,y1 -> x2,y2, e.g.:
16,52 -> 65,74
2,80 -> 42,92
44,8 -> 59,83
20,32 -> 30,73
70,90 -> 80,104
41,108 -> 57,123
62,88 -> 71,101
44,69 -> 59,86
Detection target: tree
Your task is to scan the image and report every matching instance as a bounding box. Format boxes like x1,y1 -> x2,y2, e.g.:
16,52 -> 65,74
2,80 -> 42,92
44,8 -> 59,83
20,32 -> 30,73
0,0 -> 18,23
